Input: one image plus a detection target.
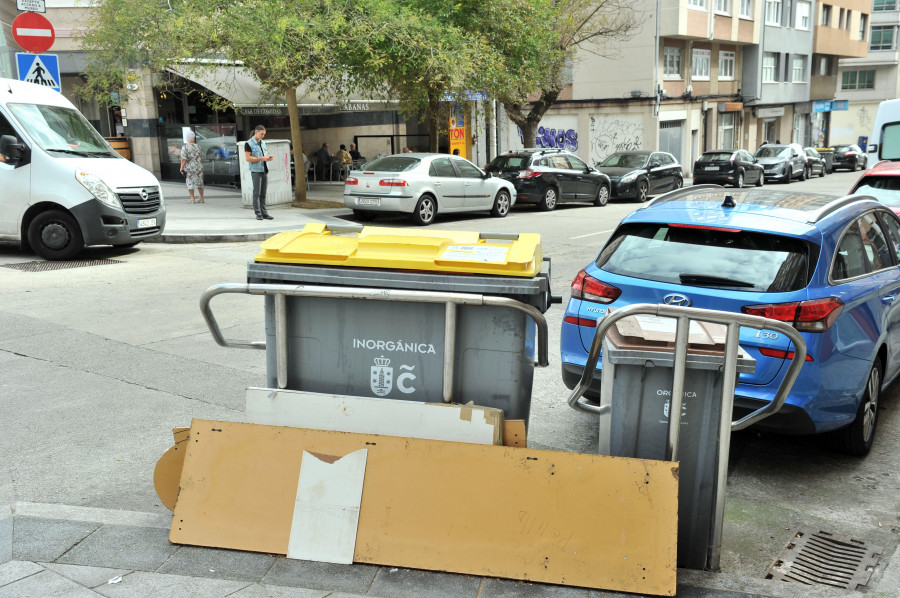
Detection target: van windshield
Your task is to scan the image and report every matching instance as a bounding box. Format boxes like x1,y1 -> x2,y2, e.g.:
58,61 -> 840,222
8,103 -> 117,157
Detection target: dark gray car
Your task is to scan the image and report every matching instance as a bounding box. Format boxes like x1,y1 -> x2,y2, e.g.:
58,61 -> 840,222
595,151 -> 684,202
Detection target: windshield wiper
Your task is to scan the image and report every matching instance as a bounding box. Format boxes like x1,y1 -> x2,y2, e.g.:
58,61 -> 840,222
46,148 -> 91,156
679,273 -> 756,288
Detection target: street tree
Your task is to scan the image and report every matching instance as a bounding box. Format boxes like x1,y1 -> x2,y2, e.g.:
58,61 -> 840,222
79,0 -> 368,204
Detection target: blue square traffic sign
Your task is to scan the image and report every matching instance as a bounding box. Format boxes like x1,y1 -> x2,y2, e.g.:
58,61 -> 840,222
16,53 -> 61,93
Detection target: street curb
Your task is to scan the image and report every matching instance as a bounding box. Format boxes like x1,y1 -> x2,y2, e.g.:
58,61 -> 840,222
146,233 -> 277,244
12,502 -> 171,530
0,504 -> 11,564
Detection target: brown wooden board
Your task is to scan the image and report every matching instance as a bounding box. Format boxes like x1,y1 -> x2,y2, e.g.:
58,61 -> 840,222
171,419 -> 678,595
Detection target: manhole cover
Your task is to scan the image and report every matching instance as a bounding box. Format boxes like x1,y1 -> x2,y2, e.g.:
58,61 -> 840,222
1,259 -> 123,272
765,527 -> 882,590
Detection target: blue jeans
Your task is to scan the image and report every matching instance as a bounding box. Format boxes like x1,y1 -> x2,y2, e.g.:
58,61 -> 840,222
251,171 -> 268,217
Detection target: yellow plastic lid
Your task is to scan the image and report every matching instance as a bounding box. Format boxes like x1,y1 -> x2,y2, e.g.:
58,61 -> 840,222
254,224 -> 543,277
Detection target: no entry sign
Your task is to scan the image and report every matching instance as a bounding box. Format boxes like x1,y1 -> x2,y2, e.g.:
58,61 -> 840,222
12,12 -> 55,54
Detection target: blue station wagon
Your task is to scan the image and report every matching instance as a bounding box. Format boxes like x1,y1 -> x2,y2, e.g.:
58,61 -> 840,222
561,187 -> 900,456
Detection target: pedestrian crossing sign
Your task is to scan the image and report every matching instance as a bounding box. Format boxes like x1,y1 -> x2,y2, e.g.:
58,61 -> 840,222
16,53 -> 61,93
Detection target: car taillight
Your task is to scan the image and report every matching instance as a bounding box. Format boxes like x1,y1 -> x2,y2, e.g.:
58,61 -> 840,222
758,347 -> 814,362
844,153 -> 854,157
563,316 -> 598,327
570,269 -> 621,304
345,177 -> 358,185
741,297 -> 844,332
379,178 -> 408,187
517,169 -> 542,178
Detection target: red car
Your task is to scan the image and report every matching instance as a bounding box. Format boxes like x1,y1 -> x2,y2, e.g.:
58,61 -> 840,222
850,159 -> 900,215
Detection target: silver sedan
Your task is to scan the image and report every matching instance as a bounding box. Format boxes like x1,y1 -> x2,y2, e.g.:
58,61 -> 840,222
344,153 -> 516,225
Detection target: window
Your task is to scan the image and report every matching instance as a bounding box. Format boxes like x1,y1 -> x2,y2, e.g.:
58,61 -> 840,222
860,15 -> 868,41
796,1 -> 810,29
664,47 -> 682,79
718,113 -> 735,149
874,0 -> 896,11
765,0 -> 782,24
692,48 -> 711,79
821,4 -> 831,26
762,52 -> 778,81
568,155 -> 588,170
871,25 -> 895,50
839,8 -> 845,29
689,0 -> 706,9
819,56 -> 830,76
452,158 -> 484,178
841,70 -> 875,89
430,158 -> 457,178
719,51 -> 735,79
845,10 -> 852,31
792,56 -> 806,82
716,0 -> 731,13
740,0 -> 753,17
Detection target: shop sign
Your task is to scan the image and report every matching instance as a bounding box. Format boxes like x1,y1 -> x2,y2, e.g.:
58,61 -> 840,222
718,102 -> 743,112
812,100 -> 832,113
239,107 -> 288,117
832,100 -> 849,111
756,107 -> 785,118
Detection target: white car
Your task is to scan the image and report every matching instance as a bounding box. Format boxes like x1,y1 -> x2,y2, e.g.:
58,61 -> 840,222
344,153 -> 516,225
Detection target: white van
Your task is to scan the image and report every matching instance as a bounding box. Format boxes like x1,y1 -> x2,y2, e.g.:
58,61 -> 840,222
866,98 -> 900,161
0,78 -> 165,259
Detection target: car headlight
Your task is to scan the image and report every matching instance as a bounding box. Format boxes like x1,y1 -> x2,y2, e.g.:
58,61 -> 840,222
75,170 -> 121,209
621,172 -> 638,183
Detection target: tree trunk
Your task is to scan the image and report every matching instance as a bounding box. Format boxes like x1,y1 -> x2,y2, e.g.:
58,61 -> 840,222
427,89 -> 441,152
500,87 -> 562,149
286,85 -> 307,205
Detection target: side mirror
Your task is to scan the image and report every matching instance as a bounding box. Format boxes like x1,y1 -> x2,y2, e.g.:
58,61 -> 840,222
649,161 -> 660,169
482,170 -> 492,179
0,134 -> 25,165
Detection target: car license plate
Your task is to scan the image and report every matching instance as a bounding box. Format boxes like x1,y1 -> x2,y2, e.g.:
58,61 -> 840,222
137,218 -> 157,228
704,166 -> 718,171
357,197 -> 380,206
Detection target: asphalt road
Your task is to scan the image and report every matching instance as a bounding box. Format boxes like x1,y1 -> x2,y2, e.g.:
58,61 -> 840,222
1,169 -> 898,585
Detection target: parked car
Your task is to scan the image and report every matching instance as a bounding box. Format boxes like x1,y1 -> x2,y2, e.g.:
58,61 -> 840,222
485,148 -> 611,210
344,153 -> 515,225
595,151 -> 683,202
850,159 -> 900,215
692,149 -> 764,187
832,144 -> 868,172
803,147 -> 828,177
753,143 -> 807,183
561,186 -> 900,456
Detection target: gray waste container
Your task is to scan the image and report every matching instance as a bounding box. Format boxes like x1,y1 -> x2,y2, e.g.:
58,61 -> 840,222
598,315 -> 756,570
816,148 -> 835,173
246,226 -> 553,425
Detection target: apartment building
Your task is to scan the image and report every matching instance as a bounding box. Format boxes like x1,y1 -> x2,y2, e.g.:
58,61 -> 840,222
834,0 -> 898,146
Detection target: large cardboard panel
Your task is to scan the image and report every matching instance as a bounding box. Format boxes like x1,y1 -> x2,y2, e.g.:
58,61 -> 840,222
171,420 -> 678,596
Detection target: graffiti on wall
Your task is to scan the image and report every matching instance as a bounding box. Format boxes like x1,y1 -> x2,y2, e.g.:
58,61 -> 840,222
517,125 -> 578,151
589,116 -> 644,166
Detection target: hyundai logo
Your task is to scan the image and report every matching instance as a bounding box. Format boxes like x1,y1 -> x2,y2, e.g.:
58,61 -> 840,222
662,293 -> 692,307
140,188 -> 149,201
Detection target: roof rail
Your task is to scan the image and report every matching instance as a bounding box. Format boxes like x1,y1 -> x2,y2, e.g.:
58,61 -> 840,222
642,184 -> 725,208
807,195 -> 874,223
521,147 -> 566,154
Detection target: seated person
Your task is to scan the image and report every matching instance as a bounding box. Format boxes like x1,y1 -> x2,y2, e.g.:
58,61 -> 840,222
349,143 -> 362,161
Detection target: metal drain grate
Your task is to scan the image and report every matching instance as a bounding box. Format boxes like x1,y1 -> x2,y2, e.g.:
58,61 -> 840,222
765,527 -> 882,590
1,258 -> 123,272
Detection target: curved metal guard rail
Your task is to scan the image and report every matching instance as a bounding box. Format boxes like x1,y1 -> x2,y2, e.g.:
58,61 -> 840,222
564,302 -> 806,572
200,282 -> 549,402
566,302 -> 806,431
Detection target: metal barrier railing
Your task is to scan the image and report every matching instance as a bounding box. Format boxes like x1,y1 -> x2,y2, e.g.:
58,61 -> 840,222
200,282 -> 549,404
566,303 -> 807,571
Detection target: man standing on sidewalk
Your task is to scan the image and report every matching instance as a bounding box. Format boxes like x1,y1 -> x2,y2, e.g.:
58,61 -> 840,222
244,125 -> 275,220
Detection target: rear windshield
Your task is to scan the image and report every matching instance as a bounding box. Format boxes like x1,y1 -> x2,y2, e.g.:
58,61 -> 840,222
754,146 -> 789,158
854,176 -> 900,207
596,223 -> 814,292
599,153 -> 649,168
489,155 -> 529,170
363,156 -> 419,172
834,145 -> 854,153
698,152 -> 734,162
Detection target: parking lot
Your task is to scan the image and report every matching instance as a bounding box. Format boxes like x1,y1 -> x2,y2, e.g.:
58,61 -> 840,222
1,169 -> 898,595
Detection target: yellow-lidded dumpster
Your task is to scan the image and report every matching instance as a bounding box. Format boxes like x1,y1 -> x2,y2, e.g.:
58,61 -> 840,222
247,224 -> 554,428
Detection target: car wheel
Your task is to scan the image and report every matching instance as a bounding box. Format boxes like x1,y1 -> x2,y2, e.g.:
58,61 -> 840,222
539,186 -> 558,211
411,194 -> 437,225
755,170 -> 764,187
27,210 -> 85,260
830,359 -> 881,456
592,185 -> 610,207
352,209 -> 376,221
636,180 -> 649,202
799,166 -> 807,181
853,159 -> 860,172
674,177 -> 683,190
820,164 -> 826,177
735,171 -> 744,188
783,167 -> 791,184
491,189 -> 511,217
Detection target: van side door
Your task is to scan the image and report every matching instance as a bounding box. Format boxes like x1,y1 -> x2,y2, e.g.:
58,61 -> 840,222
0,110 -> 30,238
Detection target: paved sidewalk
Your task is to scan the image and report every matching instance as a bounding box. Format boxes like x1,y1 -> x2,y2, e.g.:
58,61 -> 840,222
152,180 -> 353,243
2,503 -> 878,598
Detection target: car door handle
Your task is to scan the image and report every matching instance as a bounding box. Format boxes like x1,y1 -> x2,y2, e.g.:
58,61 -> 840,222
434,182 -> 441,186
883,295 -> 895,304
